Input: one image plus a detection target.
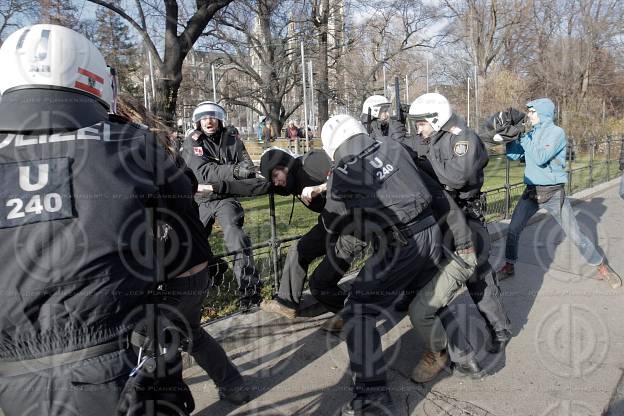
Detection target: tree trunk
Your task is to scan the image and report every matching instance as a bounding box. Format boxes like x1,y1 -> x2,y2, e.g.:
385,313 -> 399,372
315,0 -> 330,129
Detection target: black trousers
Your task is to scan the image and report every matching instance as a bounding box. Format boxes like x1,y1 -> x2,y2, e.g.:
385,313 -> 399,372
159,268 -> 243,389
198,198 -> 261,301
343,223 -> 442,393
0,349 -> 135,416
465,217 -> 511,334
277,217 -> 366,310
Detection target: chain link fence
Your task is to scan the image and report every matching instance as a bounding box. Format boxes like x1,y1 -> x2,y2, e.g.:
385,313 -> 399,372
202,136 -> 624,322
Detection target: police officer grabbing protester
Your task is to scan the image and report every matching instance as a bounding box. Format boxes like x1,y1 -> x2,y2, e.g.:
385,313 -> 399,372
181,102 -> 263,311
0,24 -> 208,415
320,114 -> 445,415
403,93 -> 512,382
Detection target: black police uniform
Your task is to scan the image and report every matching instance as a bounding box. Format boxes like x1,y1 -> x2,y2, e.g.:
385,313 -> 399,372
0,101 -> 199,415
211,149 -> 366,312
323,133 -> 442,411
181,126 -> 262,308
404,113 -> 511,341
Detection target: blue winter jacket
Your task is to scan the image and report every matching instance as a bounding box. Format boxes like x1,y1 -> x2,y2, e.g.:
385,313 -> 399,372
506,98 -> 568,185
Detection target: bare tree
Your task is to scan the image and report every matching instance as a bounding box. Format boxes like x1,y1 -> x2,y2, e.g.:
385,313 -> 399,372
0,0 -> 38,43
201,0 -> 307,135
86,0 -> 233,126
340,0 -> 444,113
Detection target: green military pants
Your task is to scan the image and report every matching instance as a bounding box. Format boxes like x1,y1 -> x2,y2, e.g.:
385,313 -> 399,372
408,252 -> 478,352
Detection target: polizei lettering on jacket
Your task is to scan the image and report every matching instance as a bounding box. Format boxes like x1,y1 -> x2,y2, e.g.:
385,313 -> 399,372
0,123 -> 111,148
336,156 -> 395,183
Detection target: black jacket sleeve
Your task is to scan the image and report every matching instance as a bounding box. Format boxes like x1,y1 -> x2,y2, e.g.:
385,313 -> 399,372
387,119 -> 408,142
619,139 -> 624,170
214,178 -> 272,196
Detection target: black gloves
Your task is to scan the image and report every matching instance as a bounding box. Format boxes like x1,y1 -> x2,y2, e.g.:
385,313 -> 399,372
233,164 -> 256,179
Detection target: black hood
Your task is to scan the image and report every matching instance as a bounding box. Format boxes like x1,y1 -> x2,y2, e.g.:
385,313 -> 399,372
0,87 -> 109,134
260,148 -> 297,180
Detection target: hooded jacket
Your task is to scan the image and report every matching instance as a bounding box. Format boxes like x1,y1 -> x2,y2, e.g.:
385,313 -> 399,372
506,98 -> 567,185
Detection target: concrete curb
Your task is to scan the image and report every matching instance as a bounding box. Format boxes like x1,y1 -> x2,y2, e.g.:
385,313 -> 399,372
184,176 -> 623,370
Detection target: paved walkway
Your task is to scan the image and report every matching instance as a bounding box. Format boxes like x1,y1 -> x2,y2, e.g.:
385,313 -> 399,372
185,178 -> 624,416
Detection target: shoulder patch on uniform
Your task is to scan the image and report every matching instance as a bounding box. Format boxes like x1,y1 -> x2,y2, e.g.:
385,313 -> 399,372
192,132 -> 201,141
449,126 -> 462,135
193,146 -> 203,156
453,141 -> 469,156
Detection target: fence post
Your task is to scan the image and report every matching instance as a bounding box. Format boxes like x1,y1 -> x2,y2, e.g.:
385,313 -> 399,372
268,193 -> 281,291
588,137 -> 594,189
606,136 -> 611,181
504,156 -> 510,219
567,139 -> 573,194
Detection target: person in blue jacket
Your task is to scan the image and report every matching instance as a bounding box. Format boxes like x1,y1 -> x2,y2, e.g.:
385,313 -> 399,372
497,98 -> 621,288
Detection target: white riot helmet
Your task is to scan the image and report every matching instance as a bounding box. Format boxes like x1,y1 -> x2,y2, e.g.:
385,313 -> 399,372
407,93 -> 452,132
192,101 -> 226,123
321,114 -> 368,160
0,24 -> 113,109
0,24 -> 115,132
361,95 -> 391,119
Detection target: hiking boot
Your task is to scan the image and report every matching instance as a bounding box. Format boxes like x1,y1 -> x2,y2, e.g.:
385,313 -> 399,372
411,350 -> 449,383
260,299 -> 297,319
496,262 -> 515,281
218,383 -> 251,405
320,314 -> 344,333
341,391 -> 396,416
596,262 -> 622,289
453,357 -> 484,379
488,329 -> 512,354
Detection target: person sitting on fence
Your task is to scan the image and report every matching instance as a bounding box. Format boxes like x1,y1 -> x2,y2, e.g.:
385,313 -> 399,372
286,120 -> 303,141
496,98 -> 622,288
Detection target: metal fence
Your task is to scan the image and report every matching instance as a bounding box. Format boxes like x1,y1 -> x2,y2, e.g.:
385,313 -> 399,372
202,136 -> 623,321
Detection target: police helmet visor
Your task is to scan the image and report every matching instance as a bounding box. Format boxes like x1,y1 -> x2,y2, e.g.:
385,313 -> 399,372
406,112 -> 437,135
192,110 -> 224,123
376,103 -> 391,114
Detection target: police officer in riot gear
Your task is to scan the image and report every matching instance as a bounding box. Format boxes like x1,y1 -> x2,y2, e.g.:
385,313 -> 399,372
321,115 -> 444,415
405,93 -> 512,358
360,95 -> 406,142
181,102 -> 262,311
0,24 -> 198,415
